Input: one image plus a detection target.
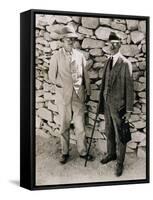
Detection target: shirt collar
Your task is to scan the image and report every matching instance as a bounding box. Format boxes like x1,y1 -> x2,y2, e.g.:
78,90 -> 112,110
111,51 -> 121,66
62,47 -> 74,56
112,51 -> 121,59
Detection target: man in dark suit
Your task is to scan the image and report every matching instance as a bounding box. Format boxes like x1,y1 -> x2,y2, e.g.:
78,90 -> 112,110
49,25 -> 94,164
99,32 -> 134,176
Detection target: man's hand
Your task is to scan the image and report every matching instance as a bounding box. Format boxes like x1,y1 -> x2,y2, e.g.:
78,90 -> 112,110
122,112 -> 131,122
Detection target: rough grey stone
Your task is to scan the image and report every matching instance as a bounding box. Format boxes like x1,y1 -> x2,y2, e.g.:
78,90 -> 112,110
132,131 -> 146,142
138,92 -> 146,98
88,112 -> 96,119
46,24 -> 65,33
86,59 -> 94,70
133,121 -> 146,129
43,82 -> 51,92
79,50 -> 90,59
36,79 -> 42,90
134,81 -> 145,92
82,38 -> 104,49
43,32 -> 51,41
133,106 -> 141,114
138,139 -> 146,147
131,31 -> 145,44
85,127 -> 103,139
55,15 -> 72,24
88,70 -> 99,79
102,46 -> 112,54
37,108 -> 53,121
90,84 -> 98,90
99,18 -> 112,26
120,45 -> 140,56
50,32 -> 62,40
36,102 -> 44,109
111,21 -> 126,31
90,90 -> 100,101
78,26 -> 93,36
142,44 -> 146,53
138,21 -> 146,33
139,61 -> 146,70
72,16 -> 81,23
126,20 -> 139,30
87,101 -> 98,113
117,31 -> 128,40
137,147 -> 146,158
42,122 -> 52,133
129,114 -> 140,122
127,141 -> 137,149
53,113 -> 60,125
141,104 -> 146,114
36,16 -> 49,26
93,62 -> 104,69
126,146 -> 135,153
44,92 -> 55,101
48,101 -> 58,112
89,48 -> 102,56
36,90 -> 44,98
95,27 -> 112,40
36,116 -> 41,129
82,17 -> 99,29
36,37 -> 48,46
36,128 -> 51,139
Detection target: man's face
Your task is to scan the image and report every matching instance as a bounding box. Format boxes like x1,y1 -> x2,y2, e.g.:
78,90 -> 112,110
63,37 -> 75,52
110,40 -> 121,55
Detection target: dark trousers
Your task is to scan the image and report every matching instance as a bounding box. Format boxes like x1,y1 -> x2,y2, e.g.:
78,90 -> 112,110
104,101 -> 126,165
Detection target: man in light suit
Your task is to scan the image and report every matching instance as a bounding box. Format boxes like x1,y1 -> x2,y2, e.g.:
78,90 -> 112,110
99,32 -> 134,176
49,25 -> 94,164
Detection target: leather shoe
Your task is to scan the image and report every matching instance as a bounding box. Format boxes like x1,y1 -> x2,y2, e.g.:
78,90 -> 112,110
115,163 -> 123,177
100,154 -> 117,164
59,154 -> 69,164
80,154 -> 95,161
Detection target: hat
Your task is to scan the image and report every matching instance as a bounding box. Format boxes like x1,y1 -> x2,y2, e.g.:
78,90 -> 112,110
109,32 -> 121,41
55,25 -> 78,38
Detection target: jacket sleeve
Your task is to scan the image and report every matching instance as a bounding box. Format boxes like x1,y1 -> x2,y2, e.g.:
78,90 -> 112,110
48,53 -> 58,85
125,62 -> 134,112
82,56 -> 91,96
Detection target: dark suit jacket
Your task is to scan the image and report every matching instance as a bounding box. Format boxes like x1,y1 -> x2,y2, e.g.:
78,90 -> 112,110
99,56 -> 134,115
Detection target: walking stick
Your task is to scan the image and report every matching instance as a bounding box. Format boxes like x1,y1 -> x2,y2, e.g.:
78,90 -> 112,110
84,58 -> 110,167
84,98 -> 101,167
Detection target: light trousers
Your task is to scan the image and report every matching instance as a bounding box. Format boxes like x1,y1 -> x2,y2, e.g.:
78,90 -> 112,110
58,89 -> 87,156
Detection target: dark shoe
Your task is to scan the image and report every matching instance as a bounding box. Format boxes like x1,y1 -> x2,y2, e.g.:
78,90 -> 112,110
59,154 -> 69,164
100,154 -> 117,164
115,163 -> 123,177
80,154 -> 95,161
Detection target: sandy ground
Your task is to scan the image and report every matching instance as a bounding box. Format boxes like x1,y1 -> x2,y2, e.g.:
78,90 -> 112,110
35,134 -> 146,186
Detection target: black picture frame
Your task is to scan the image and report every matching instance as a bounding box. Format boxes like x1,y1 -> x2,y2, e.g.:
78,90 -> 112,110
20,9 -> 150,190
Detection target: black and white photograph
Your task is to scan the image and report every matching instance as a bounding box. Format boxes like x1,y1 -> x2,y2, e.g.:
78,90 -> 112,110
20,9 -> 149,190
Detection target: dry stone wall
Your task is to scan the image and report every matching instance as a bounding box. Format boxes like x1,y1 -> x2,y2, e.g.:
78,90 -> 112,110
35,14 -> 147,157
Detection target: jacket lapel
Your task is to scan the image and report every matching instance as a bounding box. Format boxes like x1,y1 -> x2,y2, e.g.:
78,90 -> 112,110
110,57 -> 123,88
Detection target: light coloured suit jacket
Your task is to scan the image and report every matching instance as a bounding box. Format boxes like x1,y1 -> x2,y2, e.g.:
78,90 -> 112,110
49,48 -> 91,105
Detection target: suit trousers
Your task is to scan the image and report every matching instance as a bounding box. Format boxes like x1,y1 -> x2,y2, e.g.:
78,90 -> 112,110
104,100 -> 126,164
58,89 -> 87,156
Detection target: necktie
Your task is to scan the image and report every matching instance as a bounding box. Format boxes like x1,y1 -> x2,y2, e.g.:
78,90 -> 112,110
109,56 -> 113,71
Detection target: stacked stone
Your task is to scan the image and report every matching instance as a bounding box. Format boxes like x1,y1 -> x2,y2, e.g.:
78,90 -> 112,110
35,14 -> 147,157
